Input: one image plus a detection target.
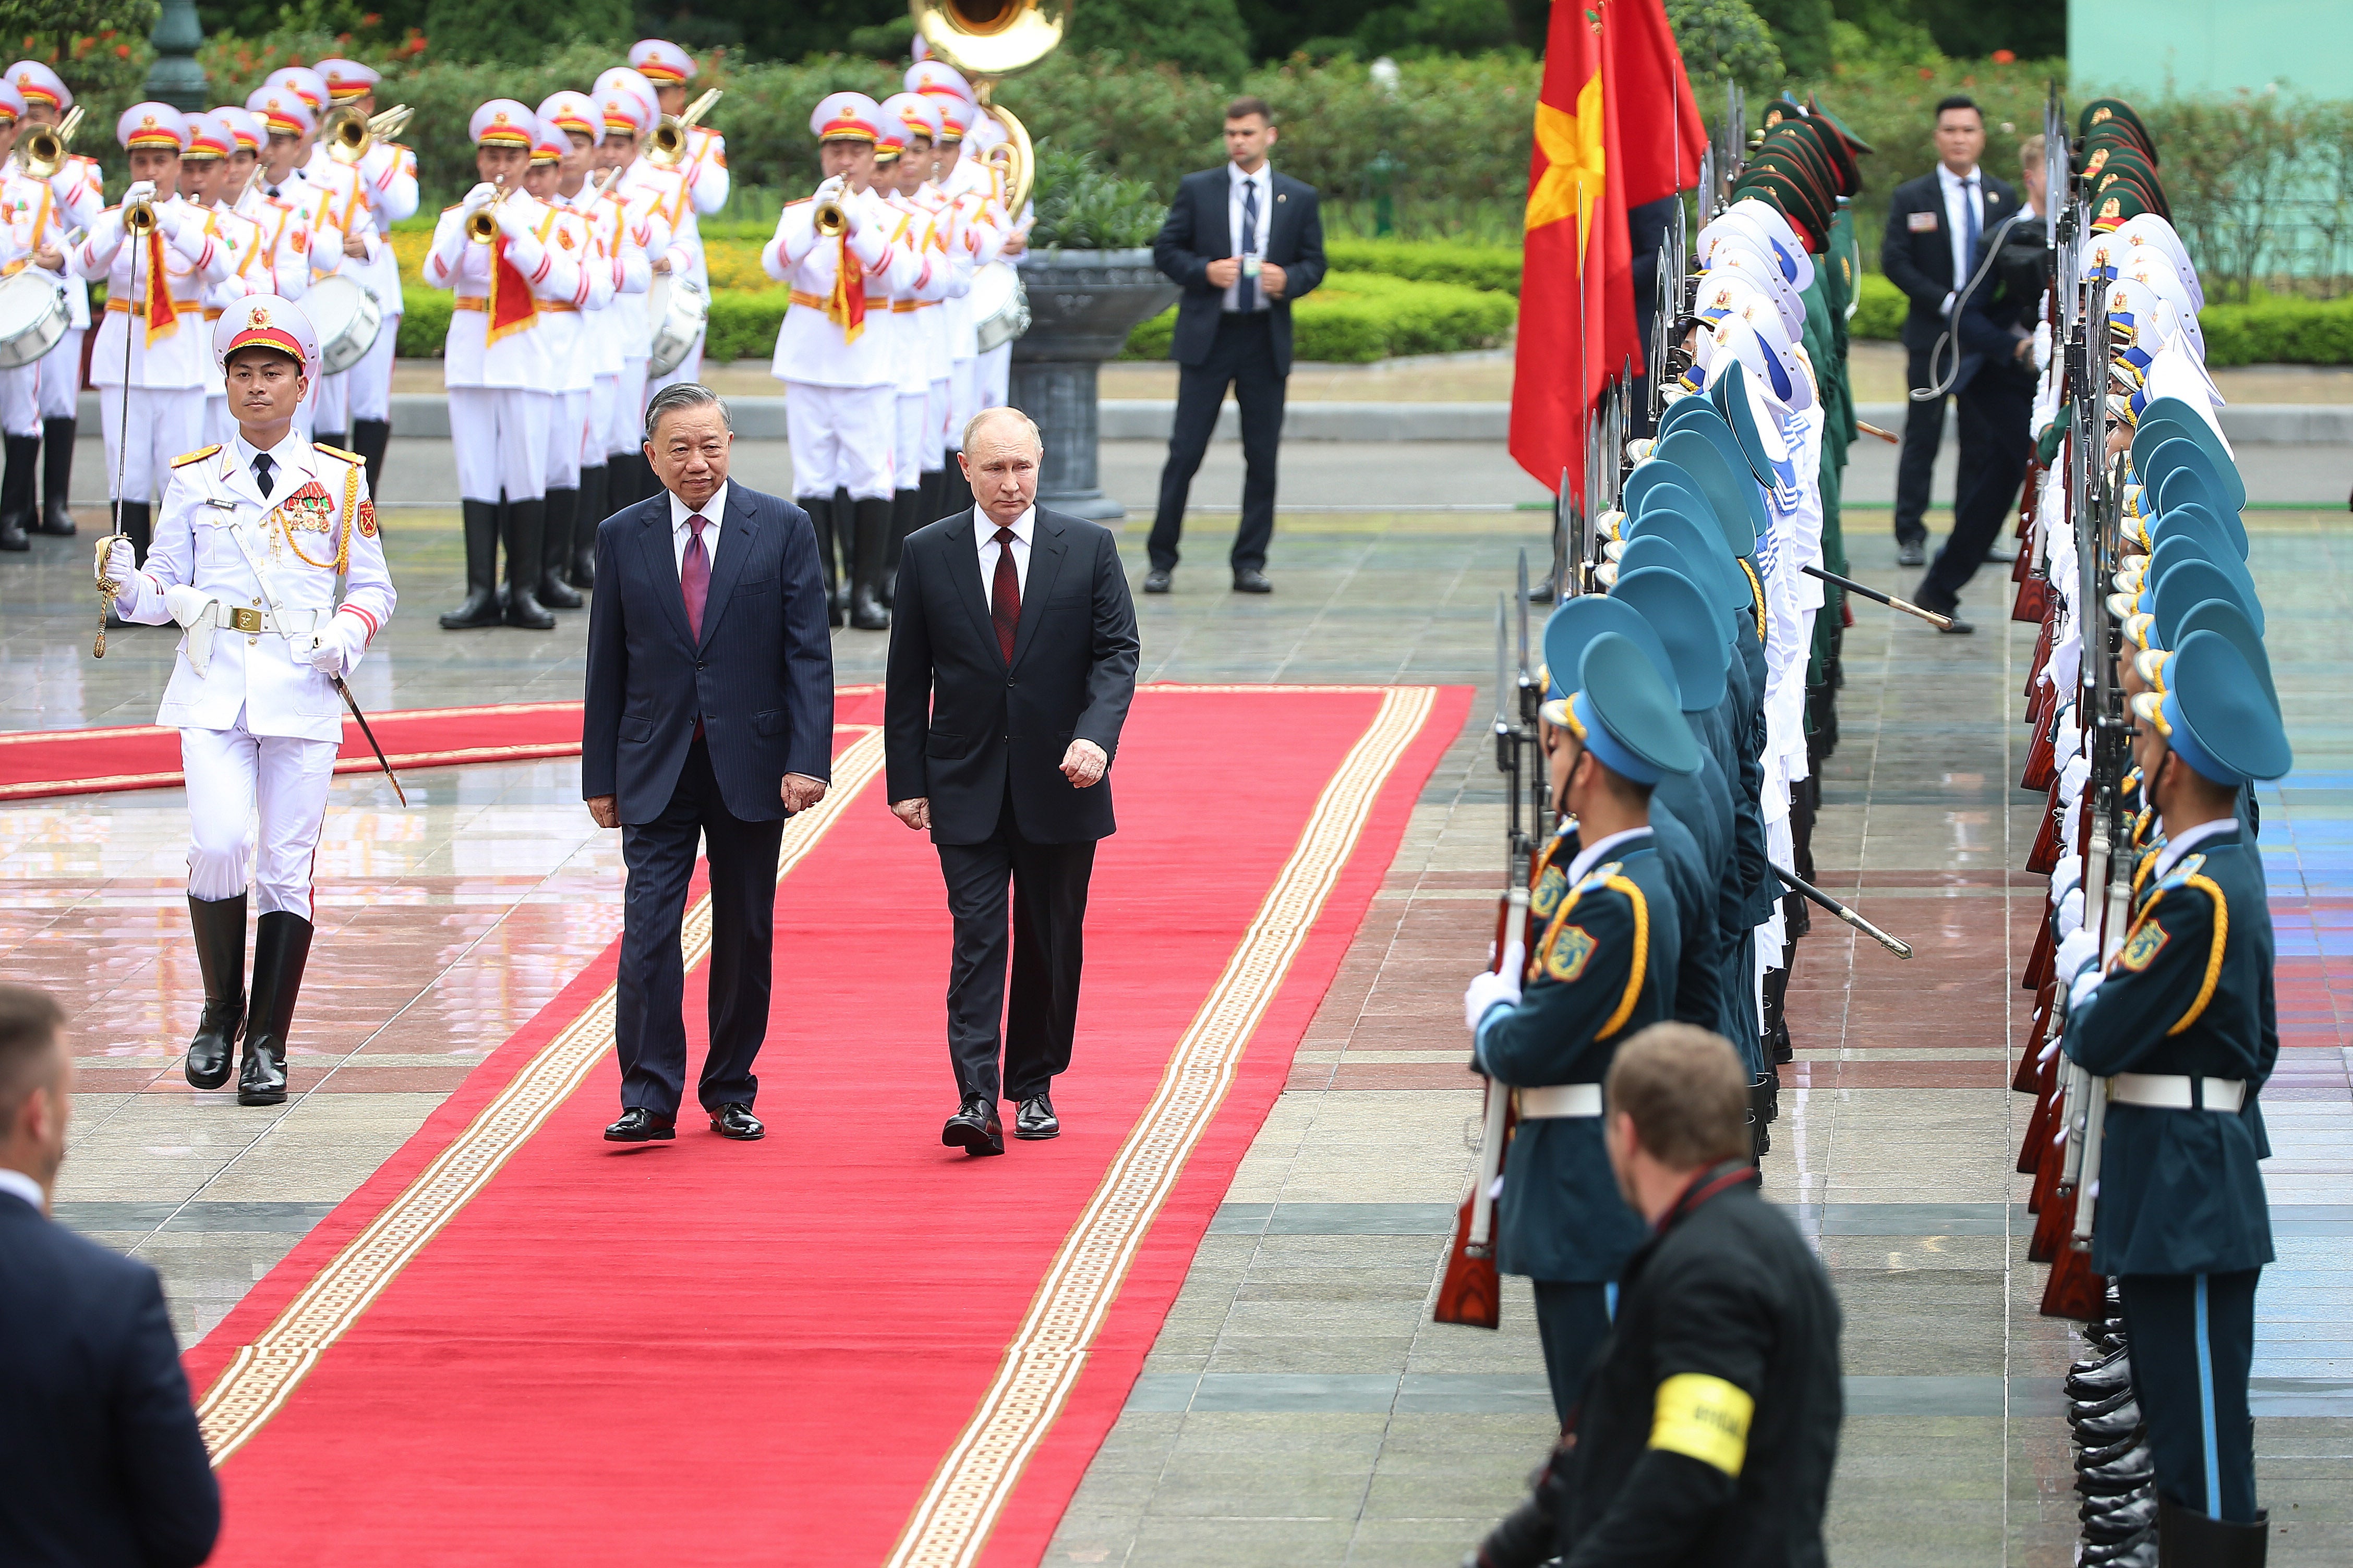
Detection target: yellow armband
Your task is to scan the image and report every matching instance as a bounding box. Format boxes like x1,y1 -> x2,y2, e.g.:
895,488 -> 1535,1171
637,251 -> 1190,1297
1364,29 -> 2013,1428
1650,1373 -> 1754,1477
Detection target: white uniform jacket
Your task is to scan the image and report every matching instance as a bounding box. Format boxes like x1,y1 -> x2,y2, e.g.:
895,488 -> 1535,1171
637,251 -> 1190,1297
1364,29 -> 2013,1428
763,187 -> 922,390
232,185 -> 313,301
73,197 -> 239,390
883,195 -> 956,393
0,156 -> 103,315
119,435 -> 395,743
572,183 -> 654,379
421,191 -> 589,390
196,203 -> 272,399
683,124 -> 729,216
313,139 -> 415,313
619,159 -> 701,290
291,156 -> 379,280
536,199 -> 612,395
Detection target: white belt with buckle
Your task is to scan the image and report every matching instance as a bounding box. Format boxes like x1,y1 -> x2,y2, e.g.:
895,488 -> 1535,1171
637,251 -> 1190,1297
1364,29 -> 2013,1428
167,588 -> 318,676
2109,1073 -> 2246,1113
1518,1083 -> 1604,1119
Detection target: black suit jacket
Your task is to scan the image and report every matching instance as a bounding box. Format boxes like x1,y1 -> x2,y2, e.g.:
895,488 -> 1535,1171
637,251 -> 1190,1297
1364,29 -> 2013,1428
582,483 -> 835,826
1879,168 -> 2020,350
884,507 -> 1140,845
1152,165 -> 1326,376
0,1192 -> 220,1567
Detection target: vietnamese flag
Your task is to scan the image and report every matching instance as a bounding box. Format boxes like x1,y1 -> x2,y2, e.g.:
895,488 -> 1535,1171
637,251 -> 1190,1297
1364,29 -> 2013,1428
1511,0 -> 1705,503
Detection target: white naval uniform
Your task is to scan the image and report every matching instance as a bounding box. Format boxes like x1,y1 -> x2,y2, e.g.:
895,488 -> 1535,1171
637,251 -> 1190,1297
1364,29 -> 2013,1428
73,197 -> 238,502
882,194 -> 954,491
612,159 -> 689,452
287,154 -> 379,435
421,191 -> 588,504
0,154 -> 102,438
114,433 -> 395,919
643,123 -> 727,395
934,159 -> 1006,456
329,138 -> 417,425
764,186 -> 920,503
534,196 -> 611,492
573,180 -> 654,474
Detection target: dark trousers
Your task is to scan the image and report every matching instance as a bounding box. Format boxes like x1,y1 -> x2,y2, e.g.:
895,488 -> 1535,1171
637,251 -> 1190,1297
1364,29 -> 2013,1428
935,794 -> 1097,1104
1149,312 -> 1283,573
1915,364 -> 2033,615
2121,1270 -> 2261,1523
1534,1279 -> 1614,1425
1892,343 -> 1946,546
615,736 -> 785,1116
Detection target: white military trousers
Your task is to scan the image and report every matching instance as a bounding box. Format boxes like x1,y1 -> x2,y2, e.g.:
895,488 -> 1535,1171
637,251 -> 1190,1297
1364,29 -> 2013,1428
446,385 -> 550,503
182,710 -> 340,920
784,381 -> 894,502
98,386 -> 204,504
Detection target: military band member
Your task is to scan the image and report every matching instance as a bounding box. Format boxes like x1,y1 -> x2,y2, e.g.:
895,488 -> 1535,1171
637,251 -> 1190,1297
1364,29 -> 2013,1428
628,38 -> 726,394
519,110 -> 612,613
1462,629 -> 1696,1424
424,99 -> 588,631
906,64 -> 1006,511
314,57 -> 417,494
5,60 -> 103,542
99,295 -> 394,1105
594,69 -> 689,513
262,66 -> 380,456
545,87 -> 637,590
2062,628 -> 2286,1561
175,112 -> 273,450
875,93 -> 956,595
763,91 -> 922,631
0,79 -> 74,551
245,84 -> 340,442
71,104 -> 238,565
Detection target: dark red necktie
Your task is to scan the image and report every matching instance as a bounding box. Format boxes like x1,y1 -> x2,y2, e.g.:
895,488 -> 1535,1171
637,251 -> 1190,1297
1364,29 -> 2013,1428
682,514 -> 709,641
990,526 -> 1020,662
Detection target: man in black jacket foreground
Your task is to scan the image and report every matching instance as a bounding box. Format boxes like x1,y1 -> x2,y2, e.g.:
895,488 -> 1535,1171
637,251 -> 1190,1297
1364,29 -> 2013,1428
1465,1024 -> 1843,1568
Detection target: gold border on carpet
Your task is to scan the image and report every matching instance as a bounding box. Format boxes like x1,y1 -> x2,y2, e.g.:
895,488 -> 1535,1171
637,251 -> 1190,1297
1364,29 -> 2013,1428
882,685 -> 1439,1568
193,727 -> 889,1465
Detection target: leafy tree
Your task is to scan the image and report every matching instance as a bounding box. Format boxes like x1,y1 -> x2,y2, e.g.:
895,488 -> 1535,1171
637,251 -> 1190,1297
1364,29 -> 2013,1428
423,0 -> 628,64
1667,0 -> 1782,90
1748,0 -> 1833,77
1065,0 -> 1250,83
0,0 -> 160,56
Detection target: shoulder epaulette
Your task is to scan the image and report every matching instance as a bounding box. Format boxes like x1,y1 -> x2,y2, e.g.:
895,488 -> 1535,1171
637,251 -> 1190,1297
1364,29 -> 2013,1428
172,444 -> 221,468
313,441 -> 363,464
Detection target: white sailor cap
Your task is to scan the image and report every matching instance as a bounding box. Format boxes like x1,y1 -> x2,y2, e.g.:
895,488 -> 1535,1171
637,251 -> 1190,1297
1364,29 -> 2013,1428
1707,199 -> 1814,291
316,58 -> 379,102
247,87 -> 313,138
2111,214 -> 2201,312
468,99 -> 537,149
213,294 -> 319,381
1702,244 -> 1807,342
879,91 -> 944,144
539,91 -> 599,141
811,92 -> 884,144
117,102 -> 187,152
594,68 -> 659,129
6,60 -> 67,112
629,39 -> 696,84
906,60 -> 976,105
1697,307 -> 1813,415
266,65 -> 330,112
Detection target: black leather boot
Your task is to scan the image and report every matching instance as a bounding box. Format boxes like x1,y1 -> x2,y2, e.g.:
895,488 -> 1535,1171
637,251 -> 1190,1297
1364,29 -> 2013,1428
850,495 -> 891,630
2157,1496 -> 2267,1566
1749,1076 -> 1772,1157
502,497 -> 557,628
538,488 -> 583,609
183,894 -> 247,1090
237,911 -> 313,1107
0,434 -> 41,547
572,465 -> 607,587
829,487 -> 854,615
351,417 -> 392,500
802,495 -> 843,628
939,459 -> 972,519
440,499 -> 504,628
916,467 -> 944,531
616,450 -> 649,510
38,417 -> 76,535
884,488 -> 919,606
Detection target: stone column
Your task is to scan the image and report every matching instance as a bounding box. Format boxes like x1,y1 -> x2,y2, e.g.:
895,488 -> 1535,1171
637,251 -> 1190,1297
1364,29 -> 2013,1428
144,0 -> 208,113
1005,248 -> 1178,522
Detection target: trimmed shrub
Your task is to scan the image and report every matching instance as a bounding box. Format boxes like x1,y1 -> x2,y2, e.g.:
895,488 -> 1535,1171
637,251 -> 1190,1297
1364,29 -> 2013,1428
1851,272 -> 1904,341
2197,295 -> 2353,368
1324,239 -> 1522,296
1119,271 -> 1516,364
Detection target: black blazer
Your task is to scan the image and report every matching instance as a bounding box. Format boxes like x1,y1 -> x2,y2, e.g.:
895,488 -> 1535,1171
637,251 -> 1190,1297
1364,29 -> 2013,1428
1879,168 -> 2020,350
583,483 -> 835,826
0,1192 -> 220,1567
1152,165 -> 1326,376
884,507 -> 1140,846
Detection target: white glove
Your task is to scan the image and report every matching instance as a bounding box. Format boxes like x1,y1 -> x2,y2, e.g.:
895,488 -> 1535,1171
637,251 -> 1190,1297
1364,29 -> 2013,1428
303,620 -> 358,677
2055,927 -> 2098,989
2056,886 -> 2085,940
2032,319 -> 2054,372
1463,943 -> 1525,1034
2067,963 -> 2105,1017
122,179 -> 156,208
99,534 -> 136,582
462,182 -> 498,214
812,175 -> 845,205
154,200 -> 184,239
492,199 -> 532,242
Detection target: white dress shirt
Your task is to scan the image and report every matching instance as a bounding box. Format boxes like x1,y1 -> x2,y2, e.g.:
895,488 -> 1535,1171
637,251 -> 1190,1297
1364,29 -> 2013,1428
2151,817 -> 2239,882
668,482 -> 727,579
0,1167 -> 43,1212
1938,163 -> 1986,297
975,504 -> 1034,595
1223,161 -> 1272,313
1566,825 -> 1655,888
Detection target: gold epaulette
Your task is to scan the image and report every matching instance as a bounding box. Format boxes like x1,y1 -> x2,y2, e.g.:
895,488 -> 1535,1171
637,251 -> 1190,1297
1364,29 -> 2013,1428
313,441 -> 363,464
172,444 -> 222,468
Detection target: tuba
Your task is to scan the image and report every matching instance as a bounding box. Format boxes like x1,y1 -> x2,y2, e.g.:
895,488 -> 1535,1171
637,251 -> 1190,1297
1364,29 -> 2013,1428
19,105 -> 82,180
908,0 -> 1067,215
646,88 -> 721,170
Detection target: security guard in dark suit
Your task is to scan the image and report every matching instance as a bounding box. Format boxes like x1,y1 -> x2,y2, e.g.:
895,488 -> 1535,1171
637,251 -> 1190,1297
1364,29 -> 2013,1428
2063,627 -> 2288,1562
1463,629 -> 1696,1423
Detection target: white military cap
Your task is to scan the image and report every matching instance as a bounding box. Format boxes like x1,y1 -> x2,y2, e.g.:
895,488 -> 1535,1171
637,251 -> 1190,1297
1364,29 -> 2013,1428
539,91 -> 598,140
931,95 -> 973,143
1704,200 -> 1813,291
116,102 -> 187,152
906,60 -> 976,105
810,92 -> 884,143
594,67 -> 659,128
0,81 -> 25,125
6,60 -> 69,112
598,84 -> 651,140
1702,243 -> 1806,342
468,99 -> 536,149
213,105 -> 263,153
183,109 -> 234,160
267,65 -> 331,112
247,86 -> 314,138
879,91 -> 944,144
2111,214 -> 2201,311
629,39 -> 695,83
316,58 -> 380,103
213,294 -> 319,380
1698,307 -> 1813,415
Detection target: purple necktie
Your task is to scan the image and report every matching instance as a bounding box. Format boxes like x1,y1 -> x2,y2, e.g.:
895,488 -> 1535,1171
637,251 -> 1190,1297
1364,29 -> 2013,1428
991,526 -> 1020,662
682,514 -> 709,641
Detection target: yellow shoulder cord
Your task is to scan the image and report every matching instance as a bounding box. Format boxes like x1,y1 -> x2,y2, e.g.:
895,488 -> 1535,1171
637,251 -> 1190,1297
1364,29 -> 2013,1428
1595,875 -> 1650,1039
2168,874 -> 2229,1036
1740,557 -> 1768,642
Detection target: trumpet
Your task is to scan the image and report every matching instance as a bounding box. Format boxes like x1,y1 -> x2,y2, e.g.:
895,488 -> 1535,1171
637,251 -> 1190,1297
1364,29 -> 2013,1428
814,194 -> 848,237
466,179 -> 510,243
325,103 -> 414,167
20,105 -> 82,181
124,193 -> 157,237
645,88 -> 720,169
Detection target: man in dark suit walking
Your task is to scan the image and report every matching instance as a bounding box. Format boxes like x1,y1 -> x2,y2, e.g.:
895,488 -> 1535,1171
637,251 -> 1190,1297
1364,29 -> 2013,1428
1881,95 -> 2023,586
0,985 -> 221,1568
886,407 -> 1140,1155
583,383 -> 835,1146
1144,95 -> 1325,597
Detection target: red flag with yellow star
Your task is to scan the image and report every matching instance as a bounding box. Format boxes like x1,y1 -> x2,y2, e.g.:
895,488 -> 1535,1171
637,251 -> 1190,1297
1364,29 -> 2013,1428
1511,0 -> 1702,503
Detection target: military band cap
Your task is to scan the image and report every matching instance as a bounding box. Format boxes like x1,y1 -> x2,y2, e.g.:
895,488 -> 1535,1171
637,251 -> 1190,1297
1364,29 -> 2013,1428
931,95 -> 974,142
2138,630 -> 2288,788
598,86 -> 652,138
879,91 -> 944,145
906,60 -> 978,107
1804,95 -> 1874,155
2173,598 -> 2275,709
213,104 -> 262,153
630,39 -> 697,83
247,87 -> 312,137
467,100 -> 535,149
812,92 -> 884,144
183,110 -> 231,160
1653,429 -> 1765,558
0,81 -> 26,127
1611,565 -> 1729,713
7,60 -> 68,111
266,66 -> 329,113
1560,633 -> 1703,785
2152,553 -> 2262,649
594,68 -> 659,129
117,103 -> 186,152
531,114 -> 565,165
213,294 -> 319,383
316,58 -> 379,101
1541,597 -> 1675,724
539,91 -> 600,141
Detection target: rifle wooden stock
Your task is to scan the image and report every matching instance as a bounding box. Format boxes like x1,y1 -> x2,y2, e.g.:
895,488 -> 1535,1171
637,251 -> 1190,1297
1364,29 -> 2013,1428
1435,885 -> 1527,1330
1855,418 -> 1901,444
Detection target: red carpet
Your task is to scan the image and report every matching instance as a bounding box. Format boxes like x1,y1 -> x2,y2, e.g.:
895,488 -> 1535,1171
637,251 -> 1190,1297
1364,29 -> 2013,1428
183,683 -> 1466,1566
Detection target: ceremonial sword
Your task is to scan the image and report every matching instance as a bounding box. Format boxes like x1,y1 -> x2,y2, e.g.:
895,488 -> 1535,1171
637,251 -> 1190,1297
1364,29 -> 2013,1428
1802,563 -> 1954,630
1771,864 -> 1913,959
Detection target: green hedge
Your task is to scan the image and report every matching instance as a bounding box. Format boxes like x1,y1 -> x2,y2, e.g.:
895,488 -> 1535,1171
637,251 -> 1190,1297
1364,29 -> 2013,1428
1324,240 -> 1523,297
2198,295 -> 2353,368
1120,271 -> 1516,364
399,285 -> 791,364
1851,273 -> 1904,341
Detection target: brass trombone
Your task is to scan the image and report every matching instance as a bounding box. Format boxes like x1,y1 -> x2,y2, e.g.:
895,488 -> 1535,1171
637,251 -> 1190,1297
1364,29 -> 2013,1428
646,89 -> 721,169
325,103 -> 414,166
20,105 -> 82,180
466,178 -> 510,242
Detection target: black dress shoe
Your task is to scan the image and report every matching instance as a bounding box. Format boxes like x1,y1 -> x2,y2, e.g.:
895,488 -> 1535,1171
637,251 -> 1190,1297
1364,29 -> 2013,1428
1142,567 -> 1172,594
2072,1384 -> 2138,1424
2072,1341 -> 2131,1377
2077,1429 -> 2147,1469
1232,567 -> 1273,594
708,1102 -> 764,1140
2068,1348 -> 2133,1402
1936,615 -> 1975,635
2076,1445 -> 2156,1496
1014,1093 -> 1059,1140
942,1094 -> 1004,1157
1896,540 -> 1926,567
1984,544 -> 2017,565
2072,1399 -> 2142,1444
604,1108 -> 676,1142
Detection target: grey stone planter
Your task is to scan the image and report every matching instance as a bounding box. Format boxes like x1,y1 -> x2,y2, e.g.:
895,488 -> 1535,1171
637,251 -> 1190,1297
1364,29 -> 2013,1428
1009,248 -> 1179,521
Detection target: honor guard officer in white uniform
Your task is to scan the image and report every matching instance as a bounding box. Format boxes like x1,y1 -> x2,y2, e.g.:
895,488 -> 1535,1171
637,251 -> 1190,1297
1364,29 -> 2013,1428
264,66 -> 379,456
5,60 -> 104,543
544,87 -> 636,593
519,109 -> 612,615
424,99 -> 589,632
876,91 -> 958,593
628,38 -> 727,393
99,294 -> 395,1106
73,104 -> 238,566
764,91 -> 922,631
312,58 -> 416,495
593,68 -> 687,513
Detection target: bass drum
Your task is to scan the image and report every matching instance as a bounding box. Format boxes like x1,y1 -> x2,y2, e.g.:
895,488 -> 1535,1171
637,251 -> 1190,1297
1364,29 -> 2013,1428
970,260 -> 1030,355
647,274 -> 709,378
307,274 -> 382,375
0,269 -> 70,370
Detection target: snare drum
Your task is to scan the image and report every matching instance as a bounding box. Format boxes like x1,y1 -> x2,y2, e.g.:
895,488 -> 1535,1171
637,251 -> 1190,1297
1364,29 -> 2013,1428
307,274 -> 382,376
646,274 -> 708,378
0,269 -> 71,370
970,261 -> 1030,355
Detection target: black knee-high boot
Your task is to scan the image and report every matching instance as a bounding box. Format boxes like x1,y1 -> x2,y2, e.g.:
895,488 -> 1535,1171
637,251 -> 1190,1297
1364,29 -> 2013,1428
184,893 -> 247,1090
441,500 -> 503,628
539,488 -> 583,609
572,465 -> 607,587
38,417 -> 76,536
801,494 -> 844,627
939,460 -> 973,519
352,417 -> 392,500
850,495 -> 891,630
917,467 -> 945,530
830,487 -> 853,614
503,499 -> 556,629
884,488 -> 920,607
0,434 -> 38,549
237,911 -> 312,1107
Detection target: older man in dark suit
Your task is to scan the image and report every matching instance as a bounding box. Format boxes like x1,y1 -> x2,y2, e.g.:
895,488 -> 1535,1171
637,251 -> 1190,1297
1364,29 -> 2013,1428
1144,95 -> 1325,597
583,383 -> 835,1146
0,986 -> 220,1568
886,406 -> 1140,1156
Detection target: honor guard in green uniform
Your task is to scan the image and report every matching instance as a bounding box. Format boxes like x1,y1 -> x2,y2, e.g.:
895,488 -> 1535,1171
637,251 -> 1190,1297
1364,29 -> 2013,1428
2062,627 -> 2288,1563
1462,628 -> 1696,1423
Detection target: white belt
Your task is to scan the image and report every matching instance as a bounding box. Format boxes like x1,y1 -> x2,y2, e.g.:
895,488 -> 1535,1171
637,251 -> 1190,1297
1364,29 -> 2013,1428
167,586 -> 317,675
1517,1083 -> 1604,1119
2109,1073 -> 2246,1112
